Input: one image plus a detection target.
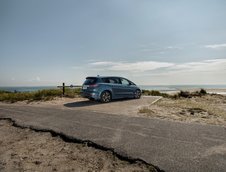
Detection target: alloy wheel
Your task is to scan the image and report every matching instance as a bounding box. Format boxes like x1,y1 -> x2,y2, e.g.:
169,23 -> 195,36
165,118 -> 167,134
134,90 -> 141,99
101,91 -> 111,103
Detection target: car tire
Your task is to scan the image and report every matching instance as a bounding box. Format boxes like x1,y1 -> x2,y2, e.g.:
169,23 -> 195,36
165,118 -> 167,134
100,91 -> 111,103
134,89 -> 141,99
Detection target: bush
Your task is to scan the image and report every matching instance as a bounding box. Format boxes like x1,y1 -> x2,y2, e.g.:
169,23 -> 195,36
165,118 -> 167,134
200,88 -> 207,95
0,90 -> 11,94
142,90 -> 170,98
0,92 -> 33,102
64,88 -> 81,98
0,88 -> 82,102
178,91 -> 191,98
176,89 -> 208,99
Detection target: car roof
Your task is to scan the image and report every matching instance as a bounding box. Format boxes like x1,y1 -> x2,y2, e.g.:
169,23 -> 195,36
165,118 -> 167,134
86,76 -> 123,79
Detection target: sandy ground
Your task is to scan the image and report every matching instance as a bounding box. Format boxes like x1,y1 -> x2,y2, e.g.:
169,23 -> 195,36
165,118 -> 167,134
139,94 -> 226,126
0,120 -> 156,172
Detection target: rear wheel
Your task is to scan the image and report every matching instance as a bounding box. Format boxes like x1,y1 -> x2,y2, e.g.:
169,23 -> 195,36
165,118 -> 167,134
100,91 -> 111,103
134,89 -> 141,99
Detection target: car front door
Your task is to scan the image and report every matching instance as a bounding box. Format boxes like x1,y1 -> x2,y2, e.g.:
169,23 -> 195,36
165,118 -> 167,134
119,78 -> 134,97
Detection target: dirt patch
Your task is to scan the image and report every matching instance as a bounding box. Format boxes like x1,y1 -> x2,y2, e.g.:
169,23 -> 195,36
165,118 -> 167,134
139,94 -> 226,126
0,120 -> 156,172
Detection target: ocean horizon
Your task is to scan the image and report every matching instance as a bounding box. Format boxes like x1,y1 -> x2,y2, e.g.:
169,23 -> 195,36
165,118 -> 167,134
1,85 -> 226,93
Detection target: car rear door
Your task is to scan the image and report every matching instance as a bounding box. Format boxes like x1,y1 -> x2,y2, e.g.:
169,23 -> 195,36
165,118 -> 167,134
107,77 -> 121,98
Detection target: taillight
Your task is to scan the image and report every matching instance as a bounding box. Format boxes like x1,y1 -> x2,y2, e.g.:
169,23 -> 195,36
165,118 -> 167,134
89,84 -> 98,88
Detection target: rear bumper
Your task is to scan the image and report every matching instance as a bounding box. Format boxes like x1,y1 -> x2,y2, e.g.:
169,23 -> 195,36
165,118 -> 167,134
81,91 -> 100,100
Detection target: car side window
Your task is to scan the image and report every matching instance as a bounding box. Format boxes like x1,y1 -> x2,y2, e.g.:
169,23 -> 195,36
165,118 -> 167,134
121,78 -> 130,85
107,78 -> 120,84
114,78 -> 121,84
102,78 -> 110,83
109,79 -> 115,84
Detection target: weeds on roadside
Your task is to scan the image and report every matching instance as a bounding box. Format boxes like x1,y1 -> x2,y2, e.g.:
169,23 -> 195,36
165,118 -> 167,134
139,107 -> 155,114
0,88 -> 81,103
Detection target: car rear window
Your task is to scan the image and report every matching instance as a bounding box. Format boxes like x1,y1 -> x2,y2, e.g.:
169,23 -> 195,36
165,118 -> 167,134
84,77 -> 98,85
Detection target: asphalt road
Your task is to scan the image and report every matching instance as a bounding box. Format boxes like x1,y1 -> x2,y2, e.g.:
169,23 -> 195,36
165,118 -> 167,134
0,104 -> 226,172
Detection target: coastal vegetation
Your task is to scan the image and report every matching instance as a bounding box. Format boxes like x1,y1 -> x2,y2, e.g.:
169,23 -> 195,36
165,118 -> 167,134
0,88 -> 209,103
142,89 -> 207,99
139,90 -> 226,125
142,90 -> 170,98
0,88 -> 81,103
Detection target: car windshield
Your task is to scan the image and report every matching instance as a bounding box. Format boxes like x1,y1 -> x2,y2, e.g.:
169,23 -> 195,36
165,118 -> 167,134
84,77 -> 97,85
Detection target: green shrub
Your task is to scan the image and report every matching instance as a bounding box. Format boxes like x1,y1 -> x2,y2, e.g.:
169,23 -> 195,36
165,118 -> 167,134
63,88 -> 81,98
142,90 -> 170,98
200,88 -> 207,95
0,92 -> 33,102
178,91 -> 191,98
0,88 -> 81,102
0,90 -> 11,94
176,89 -> 208,99
142,88 -> 208,99
33,89 -> 62,100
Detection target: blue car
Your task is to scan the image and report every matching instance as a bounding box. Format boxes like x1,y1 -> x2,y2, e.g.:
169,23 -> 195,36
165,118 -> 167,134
81,76 -> 141,103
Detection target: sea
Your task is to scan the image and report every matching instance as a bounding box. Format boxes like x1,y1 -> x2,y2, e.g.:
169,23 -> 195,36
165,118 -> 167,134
0,85 -> 226,93
0,86 -> 57,93
140,85 -> 226,91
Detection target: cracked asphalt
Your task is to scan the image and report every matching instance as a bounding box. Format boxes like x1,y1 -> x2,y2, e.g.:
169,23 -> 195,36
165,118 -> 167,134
0,103 -> 226,172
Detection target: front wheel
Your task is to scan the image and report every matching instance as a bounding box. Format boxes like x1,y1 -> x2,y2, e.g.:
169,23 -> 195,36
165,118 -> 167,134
100,91 -> 111,103
134,90 -> 141,99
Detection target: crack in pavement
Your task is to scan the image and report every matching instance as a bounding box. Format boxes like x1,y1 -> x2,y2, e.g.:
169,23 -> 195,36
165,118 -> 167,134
0,117 -> 165,172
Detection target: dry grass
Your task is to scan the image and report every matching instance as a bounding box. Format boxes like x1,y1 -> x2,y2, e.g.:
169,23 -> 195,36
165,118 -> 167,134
157,98 -> 226,120
0,88 -> 81,103
139,94 -> 226,125
139,107 -> 155,114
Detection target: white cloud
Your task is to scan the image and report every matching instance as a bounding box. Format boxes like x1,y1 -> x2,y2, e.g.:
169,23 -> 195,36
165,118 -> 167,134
73,58 -> 226,84
90,61 -> 115,66
110,61 -> 173,71
88,59 -> 226,73
166,46 -> 183,50
89,61 -> 174,72
132,59 -> 226,85
139,45 -> 182,53
204,44 -> 226,49
171,59 -> 226,72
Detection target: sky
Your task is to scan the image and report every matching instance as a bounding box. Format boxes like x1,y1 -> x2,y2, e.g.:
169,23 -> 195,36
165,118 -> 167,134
1,0 -> 226,86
